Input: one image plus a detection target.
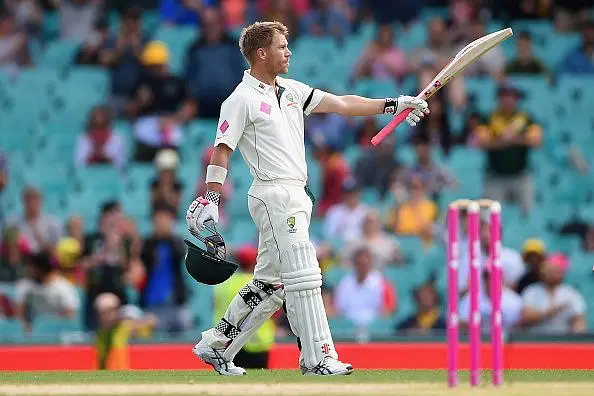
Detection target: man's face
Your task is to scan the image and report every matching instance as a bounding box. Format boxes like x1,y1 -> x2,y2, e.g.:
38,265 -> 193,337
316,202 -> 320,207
518,37 -> 532,59
122,16 -> 140,34
344,190 -> 360,207
0,16 -> 15,37
417,285 -> 437,310
202,8 -> 223,43
23,191 -> 41,217
354,250 -> 372,277
154,211 -> 173,236
429,19 -> 445,45
264,32 -> 291,75
499,92 -> 518,113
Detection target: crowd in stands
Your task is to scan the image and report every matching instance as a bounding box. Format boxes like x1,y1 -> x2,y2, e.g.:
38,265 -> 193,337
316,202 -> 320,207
1,0 -> 594,346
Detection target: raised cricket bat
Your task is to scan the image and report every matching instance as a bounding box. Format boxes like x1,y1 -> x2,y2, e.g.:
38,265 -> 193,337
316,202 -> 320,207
371,28 -> 513,146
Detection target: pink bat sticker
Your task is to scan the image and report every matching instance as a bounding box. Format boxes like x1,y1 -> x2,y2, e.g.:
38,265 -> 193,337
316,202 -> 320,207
219,120 -> 229,133
260,101 -> 271,115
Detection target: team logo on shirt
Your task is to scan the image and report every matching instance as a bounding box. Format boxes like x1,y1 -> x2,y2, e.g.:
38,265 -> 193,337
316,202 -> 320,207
287,216 -> 296,233
219,120 -> 229,133
285,92 -> 299,108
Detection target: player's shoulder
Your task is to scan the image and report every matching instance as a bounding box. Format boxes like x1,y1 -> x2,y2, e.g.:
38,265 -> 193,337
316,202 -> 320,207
222,84 -> 254,107
277,75 -> 309,90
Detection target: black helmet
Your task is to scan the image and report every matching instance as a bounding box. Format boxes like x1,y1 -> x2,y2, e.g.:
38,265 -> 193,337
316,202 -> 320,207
184,221 -> 238,285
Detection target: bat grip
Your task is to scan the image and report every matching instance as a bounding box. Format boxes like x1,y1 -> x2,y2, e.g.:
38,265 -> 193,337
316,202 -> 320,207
370,108 -> 412,146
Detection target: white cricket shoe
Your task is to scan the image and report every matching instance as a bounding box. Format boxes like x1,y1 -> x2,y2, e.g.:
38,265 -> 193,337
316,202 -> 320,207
301,356 -> 354,376
192,341 -> 246,376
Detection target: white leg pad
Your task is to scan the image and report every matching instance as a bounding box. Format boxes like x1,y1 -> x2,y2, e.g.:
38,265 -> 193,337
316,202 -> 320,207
200,279 -> 283,359
282,241 -> 337,368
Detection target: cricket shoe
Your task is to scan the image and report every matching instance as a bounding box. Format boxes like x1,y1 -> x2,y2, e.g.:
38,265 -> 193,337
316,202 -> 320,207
192,341 -> 246,376
301,356 -> 354,376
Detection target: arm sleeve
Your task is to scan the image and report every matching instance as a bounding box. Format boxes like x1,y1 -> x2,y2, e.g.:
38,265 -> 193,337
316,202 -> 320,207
292,80 -> 326,115
60,282 -> 80,311
213,94 -> 249,151
570,289 -> 587,316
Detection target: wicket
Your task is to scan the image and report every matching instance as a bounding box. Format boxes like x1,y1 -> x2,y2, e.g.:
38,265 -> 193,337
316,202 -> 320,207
446,199 -> 503,387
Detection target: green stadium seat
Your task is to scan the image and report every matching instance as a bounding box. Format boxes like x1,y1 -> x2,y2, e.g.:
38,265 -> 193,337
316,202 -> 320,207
39,40 -> 81,68
32,315 -> 81,338
0,319 -> 25,342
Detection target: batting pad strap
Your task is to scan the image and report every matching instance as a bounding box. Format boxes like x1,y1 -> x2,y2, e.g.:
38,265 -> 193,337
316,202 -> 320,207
238,285 -> 263,309
205,164 -> 228,185
252,279 -> 275,295
283,268 -> 322,292
215,318 -> 241,340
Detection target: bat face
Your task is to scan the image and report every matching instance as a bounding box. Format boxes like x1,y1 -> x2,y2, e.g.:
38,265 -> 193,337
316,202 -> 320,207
419,28 -> 513,100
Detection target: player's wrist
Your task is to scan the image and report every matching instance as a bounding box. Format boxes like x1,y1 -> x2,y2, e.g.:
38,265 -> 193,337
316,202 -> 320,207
205,190 -> 221,206
383,97 -> 399,114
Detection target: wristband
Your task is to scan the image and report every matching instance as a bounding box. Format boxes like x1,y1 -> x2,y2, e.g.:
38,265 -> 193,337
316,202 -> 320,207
383,97 -> 398,114
205,190 -> 221,205
206,164 -> 228,185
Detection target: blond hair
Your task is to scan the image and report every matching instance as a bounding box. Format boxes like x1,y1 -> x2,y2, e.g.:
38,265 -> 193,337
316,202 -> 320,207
239,21 -> 289,64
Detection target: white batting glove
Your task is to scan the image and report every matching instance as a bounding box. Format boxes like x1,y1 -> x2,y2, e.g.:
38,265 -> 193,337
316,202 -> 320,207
386,96 -> 430,127
186,192 -> 220,234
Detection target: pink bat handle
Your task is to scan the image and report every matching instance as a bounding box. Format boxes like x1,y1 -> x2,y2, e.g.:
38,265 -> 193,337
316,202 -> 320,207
370,108 -> 412,146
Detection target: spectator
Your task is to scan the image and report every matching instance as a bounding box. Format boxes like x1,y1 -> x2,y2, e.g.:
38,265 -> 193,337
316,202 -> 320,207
75,105 -> 127,170
458,217 -> 525,294
139,203 -> 189,333
516,238 -> 546,294
101,7 -> 149,117
65,215 -> 86,254
407,135 -> 457,201
0,151 -> 6,229
354,135 -> 401,199
411,18 -> 466,110
560,19 -> 594,75
334,246 -> 397,329
94,292 -> 157,370
130,41 -> 196,162
476,84 -> 542,214
300,0 -> 350,40
55,236 -> 82,284
352,24 -> 407,82
314,145 -> 350,216
14,253 -> 80,332
505,31 -> 548,77
14,187 -> 62,255
197,147 -> 233,227
74,17 -> 112,66
5,0 -> 42,39
459,20 -> 506,81
0,225 -> 29,282
151,149 -> 184,216
397,279 -> 446,335
387,174 -> 438,247
323,178 -> 368,243
57,0 -> 103,41
257,0 -> 310,19
82,200 -> 123,262
213,244 -> 275,369
521,254 -> 587,334
459,268 -> 523,335
343,209 -> 403,268
160,0 -> 213,26
83,223 -> 130,331
305,109 -> 351,151
184,7 -> 244,119
409,96 -> 454,156
0,10 -> 30,71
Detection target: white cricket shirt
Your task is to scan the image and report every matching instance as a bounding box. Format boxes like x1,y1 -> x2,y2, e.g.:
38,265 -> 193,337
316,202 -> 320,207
214,70 -> 325,183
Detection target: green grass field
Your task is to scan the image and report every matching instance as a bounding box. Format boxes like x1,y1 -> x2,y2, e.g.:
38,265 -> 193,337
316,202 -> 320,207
0,370 -> 593,395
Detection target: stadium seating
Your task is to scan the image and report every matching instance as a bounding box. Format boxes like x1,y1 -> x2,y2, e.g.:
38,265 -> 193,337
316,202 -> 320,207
2,13 -> 594,342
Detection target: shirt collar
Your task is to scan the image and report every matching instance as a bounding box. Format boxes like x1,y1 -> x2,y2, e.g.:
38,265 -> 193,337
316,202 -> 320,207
243,69 -> 274,93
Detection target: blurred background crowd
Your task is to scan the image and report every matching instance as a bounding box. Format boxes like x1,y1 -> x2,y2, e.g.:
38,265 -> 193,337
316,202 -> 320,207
1,0 -> 594,368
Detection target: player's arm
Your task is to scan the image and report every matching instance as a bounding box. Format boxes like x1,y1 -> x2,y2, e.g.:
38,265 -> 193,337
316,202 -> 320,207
311,92 -> 429,126
187,95 -> 247,233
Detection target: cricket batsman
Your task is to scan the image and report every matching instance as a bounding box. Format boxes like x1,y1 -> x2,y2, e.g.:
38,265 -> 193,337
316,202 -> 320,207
186,21 -> 430,376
